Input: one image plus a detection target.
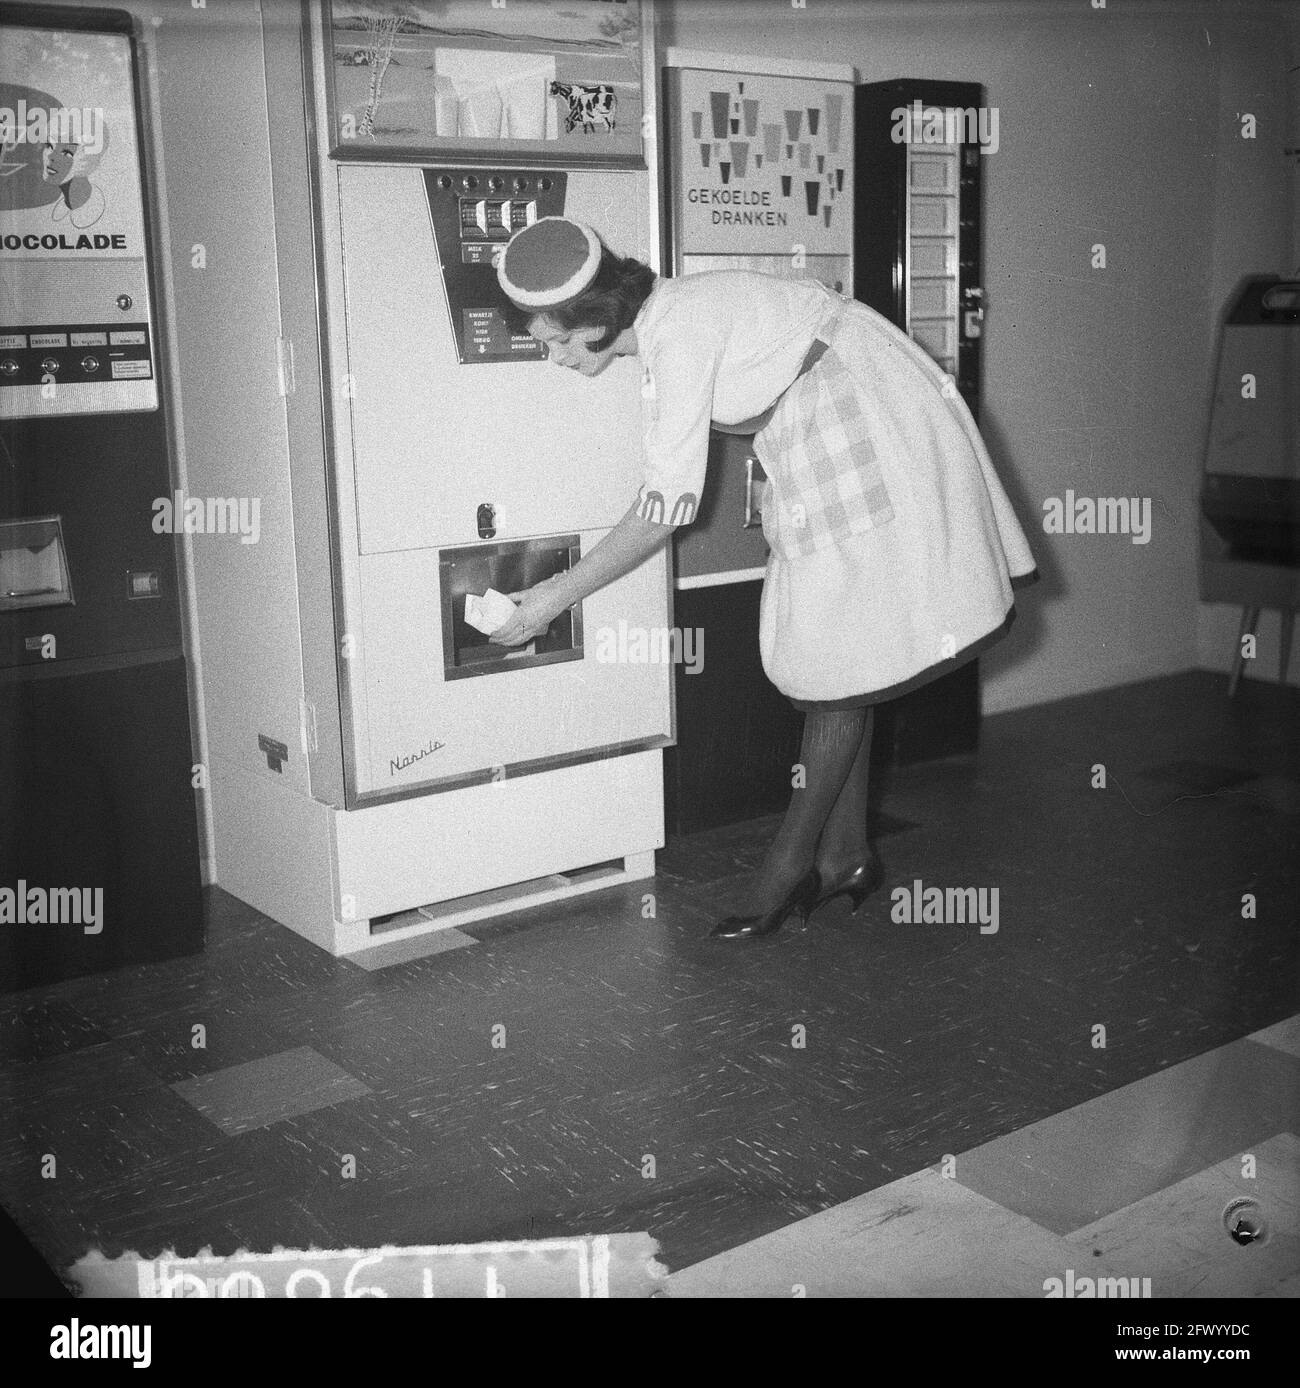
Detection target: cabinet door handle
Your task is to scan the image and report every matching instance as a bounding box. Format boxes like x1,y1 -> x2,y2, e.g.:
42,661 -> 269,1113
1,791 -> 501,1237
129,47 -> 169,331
744,456 -> 764,529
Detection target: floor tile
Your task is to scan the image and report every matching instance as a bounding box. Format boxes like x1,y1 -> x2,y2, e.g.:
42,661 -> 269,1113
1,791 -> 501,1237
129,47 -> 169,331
1136,760 -> 1260,793
1249,1014 -> 1300,1060
171,1047 -> 371,1136
0,1000 -> 109,1065
955,1040 -> 1300,1235
667,1168 -> 1080,1297
1064,1133 -> 1300,1297
344,927 -> 478,970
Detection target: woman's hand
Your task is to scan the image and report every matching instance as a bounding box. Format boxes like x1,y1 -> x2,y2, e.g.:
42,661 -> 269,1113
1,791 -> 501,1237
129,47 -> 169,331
486,503 -> 670,648
490,576 -> 571,647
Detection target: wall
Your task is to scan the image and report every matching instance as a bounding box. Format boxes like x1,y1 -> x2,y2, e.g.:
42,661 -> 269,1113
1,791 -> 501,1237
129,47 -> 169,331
662,0 -> 1298,712
1195,1 -> 1300,687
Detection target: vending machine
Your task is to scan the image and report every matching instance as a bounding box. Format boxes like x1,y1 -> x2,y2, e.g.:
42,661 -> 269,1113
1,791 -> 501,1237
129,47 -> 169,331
0,2 -> 202,991
854,79 -> 986,419
158,0 -> 669,957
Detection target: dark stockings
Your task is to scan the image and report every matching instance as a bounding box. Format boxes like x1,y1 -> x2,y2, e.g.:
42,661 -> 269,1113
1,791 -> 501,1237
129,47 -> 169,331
736,706 -> 876,914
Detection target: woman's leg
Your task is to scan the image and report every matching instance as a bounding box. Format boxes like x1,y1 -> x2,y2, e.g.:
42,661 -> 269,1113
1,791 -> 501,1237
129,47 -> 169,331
813,707 -> 876,882
735,706 -> 867,914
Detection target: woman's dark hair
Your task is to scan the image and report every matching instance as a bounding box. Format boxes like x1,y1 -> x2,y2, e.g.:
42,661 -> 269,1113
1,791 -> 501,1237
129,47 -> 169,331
501,244 -> 657,351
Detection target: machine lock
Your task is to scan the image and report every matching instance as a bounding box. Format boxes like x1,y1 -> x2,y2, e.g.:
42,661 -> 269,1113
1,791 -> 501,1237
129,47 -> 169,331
257,733 -> 289,773
477,503 -> 497,540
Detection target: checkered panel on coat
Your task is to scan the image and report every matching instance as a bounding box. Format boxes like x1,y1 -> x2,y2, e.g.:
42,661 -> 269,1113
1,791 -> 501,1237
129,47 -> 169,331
758,346 -> 895,559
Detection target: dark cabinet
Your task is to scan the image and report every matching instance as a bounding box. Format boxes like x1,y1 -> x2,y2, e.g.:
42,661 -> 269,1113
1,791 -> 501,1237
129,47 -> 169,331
854,79 -> 986,418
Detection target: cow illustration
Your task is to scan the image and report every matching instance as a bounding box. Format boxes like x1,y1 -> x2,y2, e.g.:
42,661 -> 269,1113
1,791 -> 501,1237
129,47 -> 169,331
550,82 -> 617,135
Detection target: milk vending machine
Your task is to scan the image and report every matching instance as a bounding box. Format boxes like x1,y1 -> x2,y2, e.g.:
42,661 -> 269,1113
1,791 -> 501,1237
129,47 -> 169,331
161,1 -> 670,957
0,3 -> 202,991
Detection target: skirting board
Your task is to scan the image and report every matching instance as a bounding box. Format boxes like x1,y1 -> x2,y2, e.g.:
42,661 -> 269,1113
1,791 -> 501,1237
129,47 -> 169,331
209,750 -> 664,956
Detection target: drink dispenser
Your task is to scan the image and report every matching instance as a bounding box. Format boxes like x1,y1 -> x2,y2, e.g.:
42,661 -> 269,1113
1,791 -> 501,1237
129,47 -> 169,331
440,535 -> 583,679
158,1 -> 670,956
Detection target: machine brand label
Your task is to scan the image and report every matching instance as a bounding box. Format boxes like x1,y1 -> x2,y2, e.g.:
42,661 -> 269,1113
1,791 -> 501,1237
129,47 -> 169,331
390,739 -> 447,777
0,231 -> 128,253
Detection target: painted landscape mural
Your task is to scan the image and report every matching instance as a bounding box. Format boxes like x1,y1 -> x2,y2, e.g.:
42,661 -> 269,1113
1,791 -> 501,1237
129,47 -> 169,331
327,0 -> 644,163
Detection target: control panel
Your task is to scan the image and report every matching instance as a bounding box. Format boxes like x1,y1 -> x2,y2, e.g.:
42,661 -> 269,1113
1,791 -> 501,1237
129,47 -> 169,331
0,323 -> 153,388
424,168 -> 568,364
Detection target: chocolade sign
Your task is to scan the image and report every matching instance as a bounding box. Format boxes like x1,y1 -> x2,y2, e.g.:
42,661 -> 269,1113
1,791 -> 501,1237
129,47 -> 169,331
668,67 -> 854,257
0,27 -> 147,262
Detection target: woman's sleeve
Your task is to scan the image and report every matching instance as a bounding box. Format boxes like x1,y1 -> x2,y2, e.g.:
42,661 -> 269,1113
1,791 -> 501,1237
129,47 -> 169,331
635,330 -> 724,528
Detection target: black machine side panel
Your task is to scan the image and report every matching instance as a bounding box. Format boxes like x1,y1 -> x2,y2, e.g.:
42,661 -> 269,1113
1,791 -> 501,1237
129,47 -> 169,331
855,78 -> 985,419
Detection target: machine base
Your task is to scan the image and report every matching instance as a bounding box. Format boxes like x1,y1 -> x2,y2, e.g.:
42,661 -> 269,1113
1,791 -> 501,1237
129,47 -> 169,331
210,751 -> 663,957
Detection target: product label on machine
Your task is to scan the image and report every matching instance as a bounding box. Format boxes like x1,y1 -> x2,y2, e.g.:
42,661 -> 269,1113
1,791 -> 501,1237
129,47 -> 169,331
670,68 -> 853,255
0,28 -> 147,261
462,307 -> 541,360
0,23 -> 156,416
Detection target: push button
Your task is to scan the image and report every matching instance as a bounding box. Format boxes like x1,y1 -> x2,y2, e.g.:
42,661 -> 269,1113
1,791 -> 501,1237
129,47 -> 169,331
81,355 -> 101,373
0,358 -> 18,377
40,357 -> 60,374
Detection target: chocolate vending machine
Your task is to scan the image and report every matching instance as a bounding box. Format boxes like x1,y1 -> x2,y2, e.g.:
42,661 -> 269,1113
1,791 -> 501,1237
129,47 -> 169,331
0,3 -> 202,991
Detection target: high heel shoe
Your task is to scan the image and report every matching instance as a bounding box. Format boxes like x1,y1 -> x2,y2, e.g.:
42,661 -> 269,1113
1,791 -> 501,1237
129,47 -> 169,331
709,868 -> 821,940
809,856 -> 883,917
